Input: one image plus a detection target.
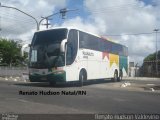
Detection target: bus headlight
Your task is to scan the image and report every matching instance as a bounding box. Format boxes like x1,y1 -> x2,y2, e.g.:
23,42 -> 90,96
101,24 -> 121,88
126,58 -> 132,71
53,71 -> 64,75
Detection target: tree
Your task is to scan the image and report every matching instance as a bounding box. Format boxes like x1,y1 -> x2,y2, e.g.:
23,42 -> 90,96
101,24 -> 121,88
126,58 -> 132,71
140,50 -> 160,77
0,38 -> 28,66
143,51 -> 160,62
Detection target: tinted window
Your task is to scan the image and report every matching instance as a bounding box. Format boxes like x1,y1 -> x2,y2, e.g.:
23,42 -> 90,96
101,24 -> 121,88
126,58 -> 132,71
79,31 -> 128,56
79,31 -> 88,48
123,46 -> 128,56
32,29 -> 67,46
118,45 -> 123,55
89,35 -> 99,50
112,44 -> 119,54
103,40 -> 112,52
79,31 -> 100,51
29,29 -> 67,68
66,29 -> 78,65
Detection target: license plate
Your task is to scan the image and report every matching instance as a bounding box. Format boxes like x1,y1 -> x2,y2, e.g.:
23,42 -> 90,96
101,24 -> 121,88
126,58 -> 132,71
41,77 -> 47,80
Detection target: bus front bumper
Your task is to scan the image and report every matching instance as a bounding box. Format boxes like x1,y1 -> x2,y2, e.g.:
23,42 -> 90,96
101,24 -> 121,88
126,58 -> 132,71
29,71 -> 66,83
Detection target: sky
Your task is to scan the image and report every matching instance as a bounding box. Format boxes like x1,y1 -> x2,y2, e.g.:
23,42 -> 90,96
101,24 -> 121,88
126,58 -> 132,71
0,0 -> 160,65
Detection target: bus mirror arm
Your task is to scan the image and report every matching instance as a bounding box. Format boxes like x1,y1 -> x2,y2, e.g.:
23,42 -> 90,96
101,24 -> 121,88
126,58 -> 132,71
60,39 -> 67,53
21,44 -> 30,56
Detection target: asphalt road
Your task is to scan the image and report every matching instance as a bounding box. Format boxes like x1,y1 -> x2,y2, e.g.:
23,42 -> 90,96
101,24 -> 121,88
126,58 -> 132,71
0,79 -> 160,115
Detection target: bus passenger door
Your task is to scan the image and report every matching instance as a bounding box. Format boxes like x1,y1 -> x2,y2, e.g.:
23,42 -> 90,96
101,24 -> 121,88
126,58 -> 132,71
65,29 -> 79,81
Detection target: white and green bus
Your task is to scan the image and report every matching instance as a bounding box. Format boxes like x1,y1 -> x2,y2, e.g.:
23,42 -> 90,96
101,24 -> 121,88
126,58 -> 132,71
28,27 -> 128,86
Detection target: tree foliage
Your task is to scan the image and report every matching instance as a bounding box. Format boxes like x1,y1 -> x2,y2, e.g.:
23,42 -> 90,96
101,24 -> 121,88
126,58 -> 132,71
0,38 -> 28,66
144,50 -> 160,61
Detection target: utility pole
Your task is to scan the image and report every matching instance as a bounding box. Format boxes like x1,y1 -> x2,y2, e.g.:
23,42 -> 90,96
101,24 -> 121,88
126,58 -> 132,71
39,8 -> 78,29
41,17 -> 52,29
154,29 -> 159,77
39,12 -> 59,29
60,8 -> 78,19
0,2 -> 39,30
0,2 -> 78,30
0,16 -> 1,32
60,8 -> 68,19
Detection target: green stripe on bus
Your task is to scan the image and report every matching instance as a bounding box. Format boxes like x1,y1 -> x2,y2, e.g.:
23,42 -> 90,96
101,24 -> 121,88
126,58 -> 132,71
119,56 -> 128,72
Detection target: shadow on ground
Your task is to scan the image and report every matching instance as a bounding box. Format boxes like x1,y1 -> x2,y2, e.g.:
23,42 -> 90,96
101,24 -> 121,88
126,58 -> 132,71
14,79 -> 117,88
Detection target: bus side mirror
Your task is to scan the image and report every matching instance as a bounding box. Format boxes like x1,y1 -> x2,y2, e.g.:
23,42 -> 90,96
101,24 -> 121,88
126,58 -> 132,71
21,44 -> 30,56
60,39 -> 67,53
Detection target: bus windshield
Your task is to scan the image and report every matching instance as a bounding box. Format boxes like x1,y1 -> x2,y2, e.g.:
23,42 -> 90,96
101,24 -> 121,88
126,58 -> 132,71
29,29 -> 68,69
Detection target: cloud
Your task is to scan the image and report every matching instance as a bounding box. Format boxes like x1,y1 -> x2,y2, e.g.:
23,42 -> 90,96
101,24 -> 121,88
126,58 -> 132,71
85,0 -> 158,34
0,0 -> 160,65
0,0 -> 66,42
0,0 -> 66,18
56,16 -> 99,34
60,0 -> 160,64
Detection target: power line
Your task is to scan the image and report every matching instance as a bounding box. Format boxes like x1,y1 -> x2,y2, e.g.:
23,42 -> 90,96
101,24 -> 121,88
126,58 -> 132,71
0,11 -> 35,24
0,20 -> 35,31
83,1 -> 160,16
0,16 -> 35,25
0,11 -> 36,33
0,4 -> 39,30
88,2 -> 139,13
103,32 -> 160,37
40,8 -> 78,29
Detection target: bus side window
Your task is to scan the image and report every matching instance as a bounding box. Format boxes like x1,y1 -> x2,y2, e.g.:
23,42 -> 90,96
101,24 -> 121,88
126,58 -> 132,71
66,29 -> 78,65
66,44 -> 73,65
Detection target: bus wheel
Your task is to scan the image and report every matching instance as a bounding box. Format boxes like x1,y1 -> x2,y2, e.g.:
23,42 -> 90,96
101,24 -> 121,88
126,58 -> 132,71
118,70 -> 123,82
113,70 -> 118,82
79,70 -> 87,87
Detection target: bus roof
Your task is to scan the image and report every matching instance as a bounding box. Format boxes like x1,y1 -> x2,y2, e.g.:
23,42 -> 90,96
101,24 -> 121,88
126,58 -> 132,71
36,27 -> 128,48
36,26 -> 99,37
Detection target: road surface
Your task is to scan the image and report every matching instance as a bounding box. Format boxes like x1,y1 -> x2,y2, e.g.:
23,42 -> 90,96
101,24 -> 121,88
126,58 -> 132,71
0,78 -> 160,119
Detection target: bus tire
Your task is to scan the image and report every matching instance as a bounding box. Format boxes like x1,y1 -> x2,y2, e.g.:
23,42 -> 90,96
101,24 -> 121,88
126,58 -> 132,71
79,69 -> 87,87
113,70 -> 118,82
118,70 -> 123,82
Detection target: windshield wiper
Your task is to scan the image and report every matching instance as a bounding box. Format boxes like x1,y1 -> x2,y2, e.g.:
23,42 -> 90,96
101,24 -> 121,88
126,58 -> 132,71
40,45 -> 52,69
53,55 -> 60,67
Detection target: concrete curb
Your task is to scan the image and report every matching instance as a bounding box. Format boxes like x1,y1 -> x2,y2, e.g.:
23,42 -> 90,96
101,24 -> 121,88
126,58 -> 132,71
123,77 -> 160,81
0,76 -> 28,82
